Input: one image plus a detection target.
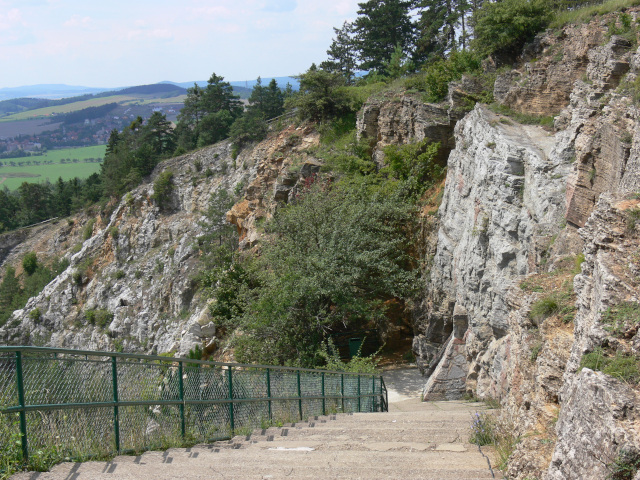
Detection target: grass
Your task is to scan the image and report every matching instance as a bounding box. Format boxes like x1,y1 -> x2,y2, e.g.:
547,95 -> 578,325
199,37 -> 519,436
602,302 -> 640,336
550,0 -> 640,29
580,347 -> 640,382
489,103 -> 555,128
469,411 -> 520,471
0,145 -> 105,190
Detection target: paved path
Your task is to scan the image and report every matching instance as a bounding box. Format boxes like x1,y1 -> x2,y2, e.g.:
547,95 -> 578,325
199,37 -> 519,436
12,369 -> 500,479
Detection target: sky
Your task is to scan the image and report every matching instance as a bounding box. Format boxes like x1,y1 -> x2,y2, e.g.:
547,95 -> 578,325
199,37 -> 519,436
0,0 -> 361,89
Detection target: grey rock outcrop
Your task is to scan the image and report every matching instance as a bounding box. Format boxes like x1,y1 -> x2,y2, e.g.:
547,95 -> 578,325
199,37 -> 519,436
0,141 -> 254,357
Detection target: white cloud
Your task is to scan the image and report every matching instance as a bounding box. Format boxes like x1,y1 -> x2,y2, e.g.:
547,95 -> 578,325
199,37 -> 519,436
63,15 -> 93,28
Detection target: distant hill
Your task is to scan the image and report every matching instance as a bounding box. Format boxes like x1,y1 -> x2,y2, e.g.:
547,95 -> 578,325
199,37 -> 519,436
0,84 -> 110,101
117,84 -> 187,96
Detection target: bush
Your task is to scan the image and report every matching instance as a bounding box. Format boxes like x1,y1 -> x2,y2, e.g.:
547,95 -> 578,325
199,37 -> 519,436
29,307 -> 41,322
152,170 -> 174,210
83,219 -> 96,240
229,114 -> 268,148
405,51 -> 482,103
473,0 -> 552,58
85,308 -> 113,329
608,449 -> 640,480
211,177 -> 417,367
22,252 -> 38,276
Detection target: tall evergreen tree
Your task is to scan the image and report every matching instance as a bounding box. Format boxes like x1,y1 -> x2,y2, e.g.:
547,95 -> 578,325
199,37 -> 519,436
176,73 -> 243,149
321,21 -> 359,85
353,0 -> 415,73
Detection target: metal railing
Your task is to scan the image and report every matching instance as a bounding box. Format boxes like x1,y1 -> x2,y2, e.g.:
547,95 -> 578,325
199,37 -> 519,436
0,346 -> 387,464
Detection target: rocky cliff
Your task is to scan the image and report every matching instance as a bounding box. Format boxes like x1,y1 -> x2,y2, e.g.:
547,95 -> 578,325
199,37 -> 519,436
403,11 -> 640,480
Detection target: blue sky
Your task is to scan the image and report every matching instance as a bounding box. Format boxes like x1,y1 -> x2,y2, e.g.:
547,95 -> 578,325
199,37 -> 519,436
0,0 -> 360,88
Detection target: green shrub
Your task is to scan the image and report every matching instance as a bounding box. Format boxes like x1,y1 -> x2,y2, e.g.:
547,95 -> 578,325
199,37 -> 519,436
83,219 -> 96,240
109,227 -> 119,240
113,270 -> 125,280
22,252 -> 38,276
405,51 -> 482,103
473,0 -> 552,58
152,170 -> 174,210
29,307 -> 41,322
85,309 -> 113,329
626,208 -> 640,232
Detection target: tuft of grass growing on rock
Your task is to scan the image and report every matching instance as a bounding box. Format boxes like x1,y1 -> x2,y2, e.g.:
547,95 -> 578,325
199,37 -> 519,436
530,296 -> 559,321
602,302 -> 640,337
580,347 -> 640,383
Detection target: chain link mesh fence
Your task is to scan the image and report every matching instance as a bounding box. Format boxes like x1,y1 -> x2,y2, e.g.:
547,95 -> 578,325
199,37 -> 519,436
0,347 -> 387,473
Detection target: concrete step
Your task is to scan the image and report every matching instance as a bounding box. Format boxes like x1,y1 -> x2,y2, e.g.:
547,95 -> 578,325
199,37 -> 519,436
11,400 -> 502,480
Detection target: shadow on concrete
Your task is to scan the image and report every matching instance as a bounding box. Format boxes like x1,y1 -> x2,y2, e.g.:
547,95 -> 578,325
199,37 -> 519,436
382,367 -> 425,403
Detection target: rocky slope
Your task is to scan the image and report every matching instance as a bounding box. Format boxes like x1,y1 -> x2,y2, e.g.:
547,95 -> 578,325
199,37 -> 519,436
403,12 -> 640,480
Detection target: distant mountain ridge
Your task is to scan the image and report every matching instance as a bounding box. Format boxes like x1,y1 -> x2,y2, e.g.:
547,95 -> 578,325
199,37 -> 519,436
1,77 -> 300,102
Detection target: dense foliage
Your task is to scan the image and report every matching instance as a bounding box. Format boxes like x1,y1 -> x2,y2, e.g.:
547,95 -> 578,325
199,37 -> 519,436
0,254 -> 69,328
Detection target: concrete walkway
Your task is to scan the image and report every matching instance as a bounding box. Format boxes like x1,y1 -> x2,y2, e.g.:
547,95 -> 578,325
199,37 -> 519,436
12,369 -> 500,479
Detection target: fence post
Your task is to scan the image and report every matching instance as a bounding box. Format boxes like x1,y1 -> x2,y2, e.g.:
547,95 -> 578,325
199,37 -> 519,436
178,362 -> 185,440
227,367 -> 235,434
341,373 -> 345,413
371,375 -> 375,412
266,368 -> 272,421
297,370 -> 303,421
321,372 -> 326,416
111,356 -> 120,453
357,375 -> 361,413
15,351 -> 28,463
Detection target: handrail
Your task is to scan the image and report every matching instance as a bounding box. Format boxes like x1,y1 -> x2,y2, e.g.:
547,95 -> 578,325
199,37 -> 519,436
0,346 -> 387,467
0,346 -> 372,375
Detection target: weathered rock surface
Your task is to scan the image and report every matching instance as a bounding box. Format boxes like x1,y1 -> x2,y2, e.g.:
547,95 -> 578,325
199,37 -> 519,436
416,11 -> 640,479
0,141 -> 253,356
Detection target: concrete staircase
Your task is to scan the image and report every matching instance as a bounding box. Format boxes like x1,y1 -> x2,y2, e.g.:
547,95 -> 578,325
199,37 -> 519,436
12,398 -> 500,480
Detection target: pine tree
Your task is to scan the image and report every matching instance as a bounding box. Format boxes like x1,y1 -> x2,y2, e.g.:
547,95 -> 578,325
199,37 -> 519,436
321,21 -> 359,85
353,0 -> 415,73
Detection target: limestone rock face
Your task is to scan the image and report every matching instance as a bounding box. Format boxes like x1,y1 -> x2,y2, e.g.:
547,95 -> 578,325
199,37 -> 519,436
226,125 -> 320,250
415,11 -> 640,479
547,369 -> 640,480
356,93 -> 455,166
494,21 -> 603,116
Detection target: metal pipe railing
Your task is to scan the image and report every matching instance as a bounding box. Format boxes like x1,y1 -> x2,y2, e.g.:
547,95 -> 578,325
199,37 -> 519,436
0,346 -> 388,465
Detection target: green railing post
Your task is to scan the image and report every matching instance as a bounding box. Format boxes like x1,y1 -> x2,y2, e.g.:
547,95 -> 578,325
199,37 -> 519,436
266,368 -> 272,421
297,370 -> 303,421
15,351 -> 28,464
357,375 -> 361,413
111,356 -> 120,453
372,375 -> 375,412
178,362 -> 185,440
227,367 -> 235,434
321,372 -> 326,416
341,373 -> 345,413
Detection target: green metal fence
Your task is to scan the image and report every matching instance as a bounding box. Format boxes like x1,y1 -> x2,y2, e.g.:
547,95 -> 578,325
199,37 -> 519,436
0,346 -> 388,464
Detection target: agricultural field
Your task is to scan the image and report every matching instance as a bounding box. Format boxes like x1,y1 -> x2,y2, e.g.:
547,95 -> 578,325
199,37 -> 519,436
0,119 -> 62,137
0,145 -> 106,190
0,95 -> 139,121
